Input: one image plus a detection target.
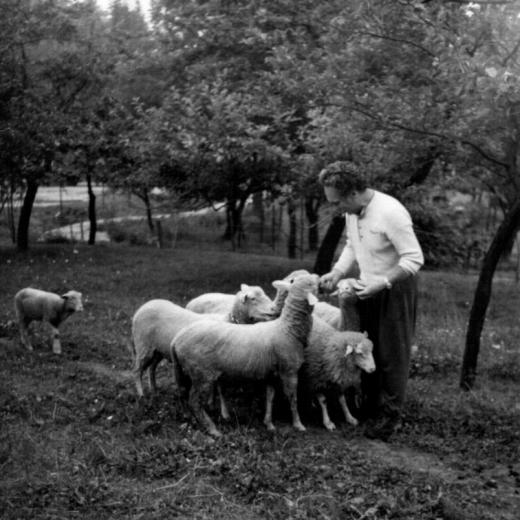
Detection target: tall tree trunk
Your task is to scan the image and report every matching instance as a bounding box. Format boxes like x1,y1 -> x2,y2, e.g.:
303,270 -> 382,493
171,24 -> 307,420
313,214 -> 345,275
7,183 -> 16,244
141,188 -> 154,233
252,191 -> 264,242
86,171 -> 97,245
16,178 -> 39,252
305,196 -> 320,251
224,205 -> 233,241
224,198 -> 246,248
287,198 -> 297,259
460,197 -> 520,389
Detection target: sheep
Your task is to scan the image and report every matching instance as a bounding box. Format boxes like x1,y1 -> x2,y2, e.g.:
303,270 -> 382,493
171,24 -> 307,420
271,269 -> 359,331
170,273 -> 320,437
300,318 -> 375,431
313,278 -> 361,331
186,271 -> 311,319
14,287 -> 84,354
186,284 -> 273,320
131,286 -> 277,400
271,269 -> 312,315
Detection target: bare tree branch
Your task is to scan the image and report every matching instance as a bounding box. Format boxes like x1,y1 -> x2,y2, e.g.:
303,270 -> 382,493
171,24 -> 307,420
357,30 -> 435,57
340,99 -> 509,168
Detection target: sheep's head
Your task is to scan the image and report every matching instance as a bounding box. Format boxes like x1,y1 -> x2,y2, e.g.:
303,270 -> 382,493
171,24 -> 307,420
272,269 -> 312,312
62,291 -> 84,312
344,331 -> 375,373
332,278 -> 358,304
237,284 -> 277,322
286,273 -> 320,306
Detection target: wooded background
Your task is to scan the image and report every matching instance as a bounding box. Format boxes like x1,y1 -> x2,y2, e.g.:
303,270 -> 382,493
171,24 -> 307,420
2,0 -> 520,387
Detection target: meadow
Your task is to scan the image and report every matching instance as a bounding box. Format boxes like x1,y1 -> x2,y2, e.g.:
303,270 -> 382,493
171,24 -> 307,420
0,242 -> 519,519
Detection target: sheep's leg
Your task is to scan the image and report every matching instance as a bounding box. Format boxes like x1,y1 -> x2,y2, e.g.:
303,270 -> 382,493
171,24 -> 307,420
216,383 -> 231,420
132,350 -> 154,398
50,326 -> 62,354
18,318 -> 33,351
281,373 -> 306,432
263,384 -> 276,431
189,377 -> 221,438
338,393 -> 359,426
147,353 -> 162,395
316,393 -> 336,431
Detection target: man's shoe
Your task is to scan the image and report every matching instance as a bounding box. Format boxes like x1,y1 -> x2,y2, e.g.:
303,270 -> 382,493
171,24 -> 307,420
363,414 -> 402,441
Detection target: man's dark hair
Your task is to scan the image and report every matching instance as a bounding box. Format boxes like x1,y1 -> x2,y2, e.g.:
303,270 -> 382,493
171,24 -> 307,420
318,161 -> 368,195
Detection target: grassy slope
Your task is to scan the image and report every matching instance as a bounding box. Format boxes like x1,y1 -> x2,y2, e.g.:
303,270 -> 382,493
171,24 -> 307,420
0,244 -> 519,520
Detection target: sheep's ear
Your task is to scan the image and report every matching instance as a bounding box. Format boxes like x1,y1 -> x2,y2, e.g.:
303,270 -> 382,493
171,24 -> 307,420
61,293 -> 70,300
344,344 -> 353,357
272,280 -> 289,290
307,292 -> 318,306
240,284 -> 250,292
363,331 -> 368,338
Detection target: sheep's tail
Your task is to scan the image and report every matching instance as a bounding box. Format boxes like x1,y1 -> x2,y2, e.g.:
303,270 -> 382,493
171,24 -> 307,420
170,343 -> 187,396
125,337 -> 136,362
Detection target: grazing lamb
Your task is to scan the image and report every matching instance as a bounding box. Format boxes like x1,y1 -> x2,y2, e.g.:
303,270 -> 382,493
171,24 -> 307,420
131,286 -> 276,399
301,318 -> 375,430
170,273 -> 320,437
186,284 -> 273,320
14,288 -> 84,354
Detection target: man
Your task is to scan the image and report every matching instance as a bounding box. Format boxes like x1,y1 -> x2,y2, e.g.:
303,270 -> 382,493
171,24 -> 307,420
319,161 -> 424,440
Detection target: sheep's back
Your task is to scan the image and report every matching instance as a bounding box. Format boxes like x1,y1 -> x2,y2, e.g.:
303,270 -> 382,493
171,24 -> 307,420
313,301 -> 341,328
15,288 -> 62,320
132,300 -> 212,357
186,293 -> 234,314
173,319 -> 301,379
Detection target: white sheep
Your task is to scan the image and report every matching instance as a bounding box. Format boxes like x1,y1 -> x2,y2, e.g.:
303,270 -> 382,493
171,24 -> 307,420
186,272 -> 310,319
170,273 -> 320,437
271,269 -> 312,315
300,318 -> 375,431
14,287 -> 84,354
312,301 -> 342,328
131,286 -> 276,400
186,284 -> 273,320
313,278 -> 361,331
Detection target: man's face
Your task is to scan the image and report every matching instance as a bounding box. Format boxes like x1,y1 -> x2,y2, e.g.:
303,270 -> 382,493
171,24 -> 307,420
324,186 -> 363,215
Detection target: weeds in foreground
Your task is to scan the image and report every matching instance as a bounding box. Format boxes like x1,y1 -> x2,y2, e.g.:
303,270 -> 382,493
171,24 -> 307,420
0,245 -> 519,519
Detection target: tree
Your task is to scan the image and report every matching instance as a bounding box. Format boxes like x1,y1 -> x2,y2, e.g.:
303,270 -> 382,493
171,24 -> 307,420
0,0 -> 115,250
285,0 -> 520,387
153,82 -> 290,246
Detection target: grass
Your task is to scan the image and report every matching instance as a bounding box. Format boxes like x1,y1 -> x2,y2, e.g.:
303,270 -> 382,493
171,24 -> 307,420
0,243 -> 519,519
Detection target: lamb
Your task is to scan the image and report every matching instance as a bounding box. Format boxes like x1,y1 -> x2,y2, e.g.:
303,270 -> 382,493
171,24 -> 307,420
14,287 -> 84,354
271,269 -> 359,331
313,278 -> 361,331
300,317 -> 375,431
186,271 -> 310,319
271,269 -> 312,315
170,273 -> 320,437
131,286 -> 277,399
186,284 -> 273,320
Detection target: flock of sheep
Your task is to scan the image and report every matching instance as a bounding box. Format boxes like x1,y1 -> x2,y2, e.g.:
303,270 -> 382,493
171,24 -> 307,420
13,270 -> 375,438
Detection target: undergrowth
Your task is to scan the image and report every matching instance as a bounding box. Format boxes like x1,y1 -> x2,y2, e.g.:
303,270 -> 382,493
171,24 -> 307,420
0,244 -> 519,519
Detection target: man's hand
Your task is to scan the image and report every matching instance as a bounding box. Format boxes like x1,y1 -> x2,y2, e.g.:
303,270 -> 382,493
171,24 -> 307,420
352,277 -> 387,300
319,270 -> 343,293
